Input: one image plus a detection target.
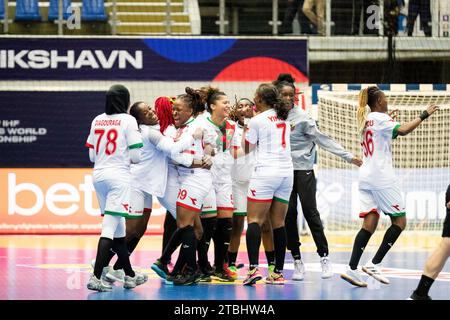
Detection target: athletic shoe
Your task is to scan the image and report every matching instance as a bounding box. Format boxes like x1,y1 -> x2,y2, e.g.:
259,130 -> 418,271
320,256 -> 333,279
124,271 -> 148,289
236,262 -> 244,269
151,260 -> 169,280
265,269 -> 285,285
264,265 -> 276,284
198,263 -> 213,282
90,260 -> 115,284
212,269 -> 235,282
224,263 -> 238,280
362,262 -> 390,284
228,266 -> 238,280
292,260 -> 305,281
87,274 -> 113,292
243,268 -> 263,286
408,291 -> 432,300
165,273 -> 175,285
173,267 -> 198,286
340,266 -> 368,287
105,268 -> 125,283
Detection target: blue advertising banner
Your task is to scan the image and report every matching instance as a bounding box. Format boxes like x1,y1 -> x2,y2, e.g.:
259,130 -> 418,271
0,38 -> 308,82
0,91 -> 105,168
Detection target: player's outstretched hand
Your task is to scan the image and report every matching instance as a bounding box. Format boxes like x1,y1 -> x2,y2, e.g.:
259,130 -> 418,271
426,104 -> 439,116
192,127 -> 204,140
351,157 -> 363,167
388,109 -> 399,120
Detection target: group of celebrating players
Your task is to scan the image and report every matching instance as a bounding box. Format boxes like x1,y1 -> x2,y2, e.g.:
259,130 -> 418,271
85,74 -> 448,300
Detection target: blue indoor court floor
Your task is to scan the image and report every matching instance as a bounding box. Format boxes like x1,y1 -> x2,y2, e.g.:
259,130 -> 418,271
1,234 -> 449,300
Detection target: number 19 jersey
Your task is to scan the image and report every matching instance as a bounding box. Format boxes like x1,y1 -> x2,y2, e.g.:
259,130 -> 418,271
359,112 -> 401,190
246,108 -> 293,177
85,113 -> 143,178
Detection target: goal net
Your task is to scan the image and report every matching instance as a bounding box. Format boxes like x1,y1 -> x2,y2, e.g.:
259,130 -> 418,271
316,88 -> 450,233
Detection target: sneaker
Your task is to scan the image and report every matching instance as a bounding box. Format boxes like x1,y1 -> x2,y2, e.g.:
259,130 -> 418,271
173,267 -> 198,286
224,263 -> 238,280
264,265 -> 276,283
151,260 -> 169,280
124,271 -> 148,289
90,260 -> 115,284
340,266 -> 368,287
408,291 -> 432,300
228,265 -> 238,278
165,272 -> 177,285
87,274 -> 113,292
320,256 -> 333,279
105,268 -> 125,283
265,270 -> 285,285
362,262 -> 390,284
211,269 -> 235,282
243,268 -> 263,286
198,263 -> 213,282
292,260 -> 305,281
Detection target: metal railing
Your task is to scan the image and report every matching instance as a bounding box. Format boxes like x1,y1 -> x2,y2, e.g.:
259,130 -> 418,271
214,0 -> 447,37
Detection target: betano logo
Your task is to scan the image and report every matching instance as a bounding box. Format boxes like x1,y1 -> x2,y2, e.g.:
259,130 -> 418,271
0,169 -> 166,221
0,50 -> 143,69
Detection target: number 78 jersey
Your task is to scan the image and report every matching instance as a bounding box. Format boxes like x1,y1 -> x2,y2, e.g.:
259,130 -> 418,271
359,112 -> 401,190
245,108 -> 293,177
85,113 -> 143,172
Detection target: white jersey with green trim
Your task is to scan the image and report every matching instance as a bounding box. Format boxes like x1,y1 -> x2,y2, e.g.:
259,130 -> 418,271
196,116 -> 239,184
358,112 -> 401,190
86,113 -> 142,178
231,123 -> 255,183
245,108 -> 293,177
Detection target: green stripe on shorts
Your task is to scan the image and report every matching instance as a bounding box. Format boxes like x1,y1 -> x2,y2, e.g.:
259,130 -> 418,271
201,210 -> 217,216
233,212 -> 247,217
273,196 -> 289,204
385,211 -> 406,217
104,210 -> 129,218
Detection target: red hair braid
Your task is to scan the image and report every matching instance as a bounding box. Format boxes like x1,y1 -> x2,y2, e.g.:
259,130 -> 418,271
154,96 -> 175,134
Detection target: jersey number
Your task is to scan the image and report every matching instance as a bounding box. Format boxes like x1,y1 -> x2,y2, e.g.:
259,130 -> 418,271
276,123 -> 287,148
361,130 -> 374,157
94,129 -> 118,155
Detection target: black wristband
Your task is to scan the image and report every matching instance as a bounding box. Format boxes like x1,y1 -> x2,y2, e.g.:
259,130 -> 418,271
419,110 -> 430,121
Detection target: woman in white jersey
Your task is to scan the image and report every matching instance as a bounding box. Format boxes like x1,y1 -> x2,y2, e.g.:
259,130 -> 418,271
227,98 -> 277,280
341,86 -> 439,287
155,87 -> 217,285
102,100 -> 204,283
194,86 -> 243,282
242,83 -> 294,286
85,84 -> 147,292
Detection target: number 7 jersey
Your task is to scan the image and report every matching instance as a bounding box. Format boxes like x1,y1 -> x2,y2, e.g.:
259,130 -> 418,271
359,112 -> 401,190
85,113 -> 143,173
246,108 -> 293,177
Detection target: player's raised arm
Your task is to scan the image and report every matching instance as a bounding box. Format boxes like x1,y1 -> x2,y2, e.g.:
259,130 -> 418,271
396,104 -> 439,136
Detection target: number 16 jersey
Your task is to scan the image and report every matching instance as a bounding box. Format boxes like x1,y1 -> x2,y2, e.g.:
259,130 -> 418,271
359,112 -> 401,190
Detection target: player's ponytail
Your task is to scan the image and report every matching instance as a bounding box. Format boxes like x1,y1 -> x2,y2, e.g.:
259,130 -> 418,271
357,88 -> 369,136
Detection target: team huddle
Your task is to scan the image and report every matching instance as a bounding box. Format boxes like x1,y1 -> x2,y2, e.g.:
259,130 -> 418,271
85,75 -> 446,299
